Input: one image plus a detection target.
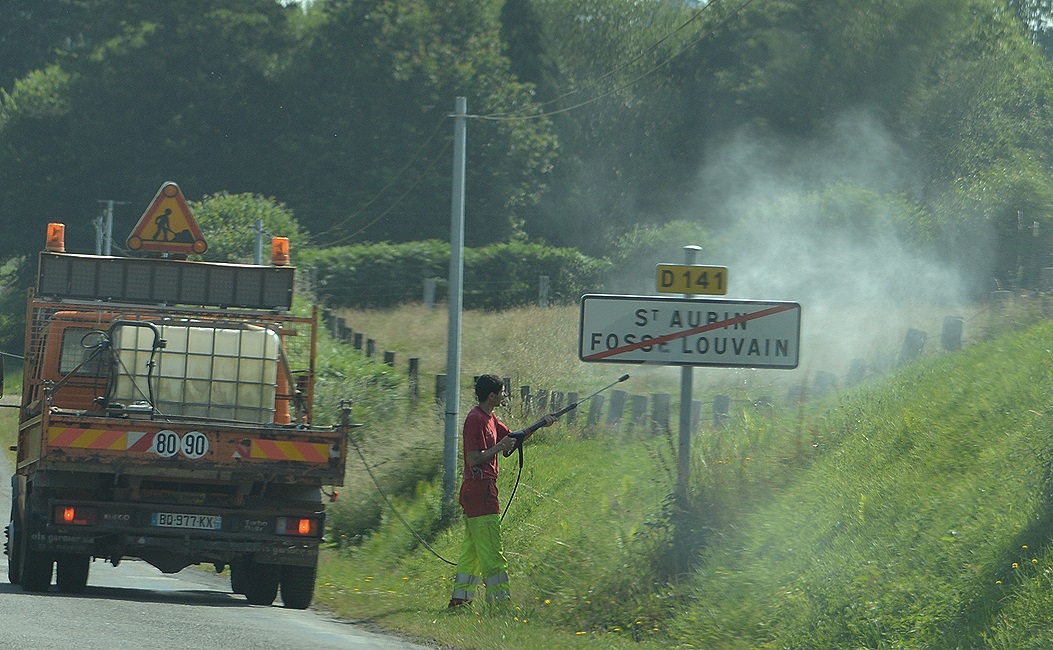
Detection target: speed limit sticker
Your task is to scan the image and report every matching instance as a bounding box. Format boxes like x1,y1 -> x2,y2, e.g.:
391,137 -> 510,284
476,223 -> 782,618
152,430 -> 210,458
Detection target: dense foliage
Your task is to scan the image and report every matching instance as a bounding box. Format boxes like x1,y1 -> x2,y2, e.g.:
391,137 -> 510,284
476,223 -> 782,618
4,1 -> 1053,328
306,240 -> 611,309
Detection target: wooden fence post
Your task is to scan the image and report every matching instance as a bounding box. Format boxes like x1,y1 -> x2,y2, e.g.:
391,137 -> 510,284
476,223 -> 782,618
942,316 -> 963,351
846,358 -> 866,386
713,394 -> 730,429
607,389 -> 627,425
550,391 -> 564,412
536,388 -> 549,413
408,358 -> 420,402
651,392 -> 671,435
814,371 -> 837,397
423,278 -> 437,309
900,328 -> 927,364
566,392 -> 579,424
587,395 -> 605,427
630,394 -> 648,429
435,374 -> 446,410
538,275 -> 550,307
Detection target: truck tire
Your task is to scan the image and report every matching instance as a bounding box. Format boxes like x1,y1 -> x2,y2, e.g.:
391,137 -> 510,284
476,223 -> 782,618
7,487 -> 20,585
56,554 -> 90,593
243,559 -> 280,606
6,517 -> 20,585
20,543 -> 53,593
280,564 -> 317,610
229,558 -> 247,595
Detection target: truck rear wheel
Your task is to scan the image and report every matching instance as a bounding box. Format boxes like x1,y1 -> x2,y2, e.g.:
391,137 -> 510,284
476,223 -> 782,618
6,518 -> 20,585
243,559 -> 280,606
229,558 -> 247,595
280,564 -> 317,610
20,543 -> 53,592
56,554 -> 90,593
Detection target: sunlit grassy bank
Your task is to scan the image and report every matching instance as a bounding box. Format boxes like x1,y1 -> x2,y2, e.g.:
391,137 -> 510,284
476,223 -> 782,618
318,301 -> 1053,649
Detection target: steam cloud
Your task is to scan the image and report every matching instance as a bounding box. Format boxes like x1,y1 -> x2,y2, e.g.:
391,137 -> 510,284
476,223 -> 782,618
609,111 -> 979,387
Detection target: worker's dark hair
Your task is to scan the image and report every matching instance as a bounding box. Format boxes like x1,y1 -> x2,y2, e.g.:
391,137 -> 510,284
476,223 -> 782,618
475,374 -> 504,402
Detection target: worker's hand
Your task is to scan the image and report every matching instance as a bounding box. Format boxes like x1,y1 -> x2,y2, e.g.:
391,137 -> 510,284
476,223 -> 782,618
539,414 -> 557,428
497,435 -> 518,452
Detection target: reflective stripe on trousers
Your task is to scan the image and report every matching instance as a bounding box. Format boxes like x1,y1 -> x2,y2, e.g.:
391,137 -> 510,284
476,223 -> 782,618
451,513 -> 509,602
452,573 -> 480,601
484,571 -> 510,601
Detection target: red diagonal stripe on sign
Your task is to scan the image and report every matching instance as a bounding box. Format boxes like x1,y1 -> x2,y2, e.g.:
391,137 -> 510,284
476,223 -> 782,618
127,431 -> 153,452
583,303 -> 797,361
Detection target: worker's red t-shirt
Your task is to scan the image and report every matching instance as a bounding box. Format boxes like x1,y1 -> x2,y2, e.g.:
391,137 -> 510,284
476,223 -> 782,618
459,405 -> 510,518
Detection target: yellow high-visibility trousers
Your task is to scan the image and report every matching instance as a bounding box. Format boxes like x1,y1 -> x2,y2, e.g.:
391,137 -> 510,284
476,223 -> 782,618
451,513 -> 510,602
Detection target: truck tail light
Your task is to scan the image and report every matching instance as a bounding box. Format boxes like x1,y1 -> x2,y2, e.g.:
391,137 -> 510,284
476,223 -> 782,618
55,505 -> 97,526
276,516 -> 319,537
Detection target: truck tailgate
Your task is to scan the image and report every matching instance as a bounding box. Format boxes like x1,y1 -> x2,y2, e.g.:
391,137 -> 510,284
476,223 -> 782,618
19,411 -> 346,485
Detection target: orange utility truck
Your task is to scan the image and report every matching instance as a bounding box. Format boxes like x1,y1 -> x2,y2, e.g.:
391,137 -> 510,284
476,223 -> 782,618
3,183 -> 348,608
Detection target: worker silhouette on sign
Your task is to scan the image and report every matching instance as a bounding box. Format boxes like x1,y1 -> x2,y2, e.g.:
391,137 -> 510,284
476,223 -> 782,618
152,209 -> 175,241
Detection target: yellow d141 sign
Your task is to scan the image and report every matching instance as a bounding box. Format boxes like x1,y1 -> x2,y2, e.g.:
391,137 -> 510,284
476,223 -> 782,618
656,264 -> 728,295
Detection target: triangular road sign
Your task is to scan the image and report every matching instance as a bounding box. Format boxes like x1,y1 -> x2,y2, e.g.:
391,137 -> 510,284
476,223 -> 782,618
127,182 -> 208,255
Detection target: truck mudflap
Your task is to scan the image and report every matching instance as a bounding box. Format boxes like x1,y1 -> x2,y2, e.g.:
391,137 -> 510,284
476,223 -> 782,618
28,499 -> 323,569
22,412 -> 346,484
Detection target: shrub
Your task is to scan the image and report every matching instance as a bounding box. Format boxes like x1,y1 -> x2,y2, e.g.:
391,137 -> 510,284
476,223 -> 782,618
305,240 -> 610,309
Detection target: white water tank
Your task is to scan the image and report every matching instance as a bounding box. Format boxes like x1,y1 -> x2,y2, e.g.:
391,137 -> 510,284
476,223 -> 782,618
112,323 -> 279,423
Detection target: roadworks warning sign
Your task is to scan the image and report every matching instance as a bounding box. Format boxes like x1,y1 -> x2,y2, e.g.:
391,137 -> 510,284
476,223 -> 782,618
127,182 -> 207,255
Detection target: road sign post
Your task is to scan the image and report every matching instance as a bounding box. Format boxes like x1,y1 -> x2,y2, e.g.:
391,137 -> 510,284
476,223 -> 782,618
676,247 -> 702,506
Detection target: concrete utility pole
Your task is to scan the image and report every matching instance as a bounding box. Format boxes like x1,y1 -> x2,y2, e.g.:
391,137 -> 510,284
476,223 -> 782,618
254,219 -> 264,265
443,96 -> 468,520
96,200 -> 129,255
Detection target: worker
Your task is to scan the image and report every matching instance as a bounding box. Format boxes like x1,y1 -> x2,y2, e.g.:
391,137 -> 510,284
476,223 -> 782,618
448,374 -> 554,608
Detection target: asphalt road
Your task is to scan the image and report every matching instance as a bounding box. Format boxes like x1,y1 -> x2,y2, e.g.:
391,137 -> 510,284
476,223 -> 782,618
0,450 -> 434,650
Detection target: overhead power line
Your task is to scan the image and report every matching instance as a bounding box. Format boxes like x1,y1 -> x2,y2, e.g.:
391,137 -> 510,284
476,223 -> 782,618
324,0 -> 754,244
476,0 -> 754,122
313,116 -> 449,243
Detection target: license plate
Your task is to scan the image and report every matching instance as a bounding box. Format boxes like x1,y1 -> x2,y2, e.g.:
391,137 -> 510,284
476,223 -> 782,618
151,512 -> 222,531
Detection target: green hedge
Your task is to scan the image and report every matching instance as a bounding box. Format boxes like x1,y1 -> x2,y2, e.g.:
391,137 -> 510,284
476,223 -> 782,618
303,241 -> 610,310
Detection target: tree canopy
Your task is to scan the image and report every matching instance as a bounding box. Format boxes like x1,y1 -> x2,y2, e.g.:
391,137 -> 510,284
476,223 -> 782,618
1,0 -> 1053,299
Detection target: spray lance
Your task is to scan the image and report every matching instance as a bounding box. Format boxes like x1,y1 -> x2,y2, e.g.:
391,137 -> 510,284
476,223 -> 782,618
503,373 -> 631,457
498,374 -> 630,520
